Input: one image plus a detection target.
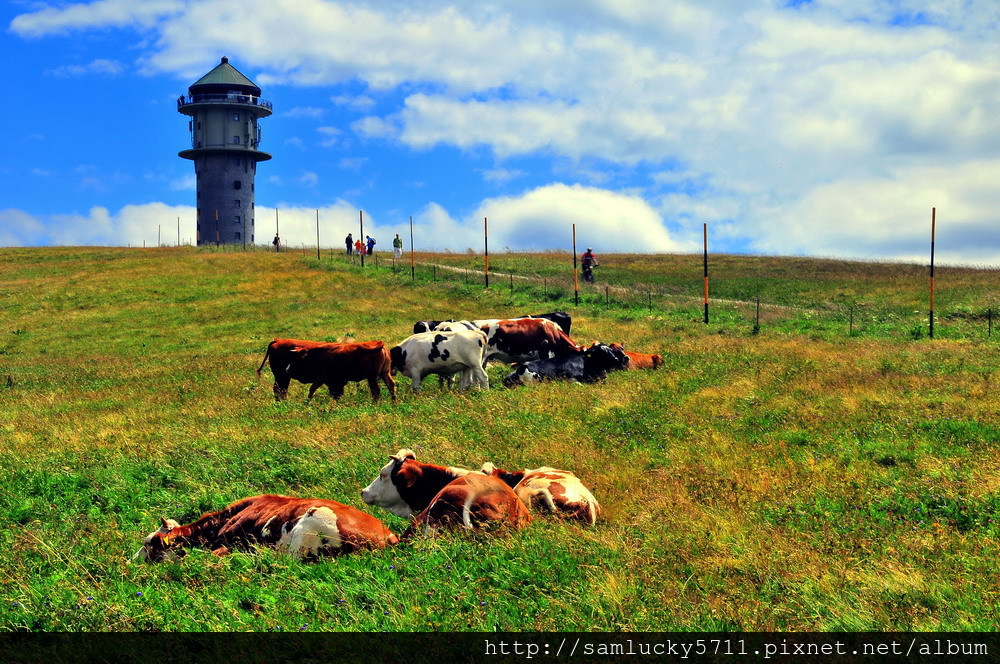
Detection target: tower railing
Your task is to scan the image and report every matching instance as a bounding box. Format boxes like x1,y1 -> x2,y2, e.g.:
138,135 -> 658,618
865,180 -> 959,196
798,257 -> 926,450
178,94 -> 273,110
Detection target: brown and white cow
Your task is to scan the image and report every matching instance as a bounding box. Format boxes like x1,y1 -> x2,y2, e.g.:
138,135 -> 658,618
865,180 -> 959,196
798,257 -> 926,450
481,463 -> 601,526
362,449 -> 531,536
286,340 -> 396,402
481,318 -> 582,364
608,342 -> 662,370
257,338 -> 334,400
133,494 -> 399,562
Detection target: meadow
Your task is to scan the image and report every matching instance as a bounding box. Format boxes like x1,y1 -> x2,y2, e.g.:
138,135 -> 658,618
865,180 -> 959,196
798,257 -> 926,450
0,246 -> 997,631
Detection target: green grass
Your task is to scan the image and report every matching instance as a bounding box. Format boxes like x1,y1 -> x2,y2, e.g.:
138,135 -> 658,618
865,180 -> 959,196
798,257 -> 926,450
0,246 -> 997,631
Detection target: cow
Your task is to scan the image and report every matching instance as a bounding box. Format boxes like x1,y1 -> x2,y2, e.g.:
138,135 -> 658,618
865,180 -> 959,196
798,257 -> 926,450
389,329 -> 489,391
502,342 -> 629,387
413,320 -> 445,334
133,494 -> 398,562
362,449 -> 531,536
481,317 -> 582,364
608,342 -> 662,370
517,311 -> 572,335
257,338 -> 335,400
481,463 -> 601,526
285,340 -> 396,403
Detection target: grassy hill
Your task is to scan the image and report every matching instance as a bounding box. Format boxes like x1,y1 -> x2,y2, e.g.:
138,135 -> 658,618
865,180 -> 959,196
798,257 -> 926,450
0,246 -> 997,631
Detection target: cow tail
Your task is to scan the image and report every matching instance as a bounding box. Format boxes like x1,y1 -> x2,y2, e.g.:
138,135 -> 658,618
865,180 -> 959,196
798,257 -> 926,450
256,343 -> 272,376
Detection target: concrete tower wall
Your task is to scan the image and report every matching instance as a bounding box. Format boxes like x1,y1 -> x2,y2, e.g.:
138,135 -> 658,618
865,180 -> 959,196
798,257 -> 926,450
195,154 -> 255,245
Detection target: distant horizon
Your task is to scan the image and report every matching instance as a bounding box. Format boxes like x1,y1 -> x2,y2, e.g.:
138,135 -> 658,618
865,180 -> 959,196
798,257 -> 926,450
8,241 -> 998,273
3,1 -> 998,265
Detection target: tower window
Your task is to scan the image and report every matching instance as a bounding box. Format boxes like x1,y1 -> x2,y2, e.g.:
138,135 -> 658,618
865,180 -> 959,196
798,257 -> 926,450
234,199 -> 241,208
235,231 -> 241,240
233,113 -> 240,121
233,136 -> 241,144
233,181 -> 241,189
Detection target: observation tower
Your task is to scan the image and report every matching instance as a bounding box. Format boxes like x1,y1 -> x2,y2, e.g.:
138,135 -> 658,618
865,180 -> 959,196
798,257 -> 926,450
177,57 -> 272,245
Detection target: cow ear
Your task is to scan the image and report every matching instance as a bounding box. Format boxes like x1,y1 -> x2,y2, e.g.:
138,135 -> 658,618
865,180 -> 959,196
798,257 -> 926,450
481,462 -> 496,475
391,448 -> 416,462
159,516 -> 171,530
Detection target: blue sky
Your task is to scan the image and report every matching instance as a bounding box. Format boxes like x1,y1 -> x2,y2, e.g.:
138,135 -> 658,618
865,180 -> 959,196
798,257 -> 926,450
2,0 -> 998,264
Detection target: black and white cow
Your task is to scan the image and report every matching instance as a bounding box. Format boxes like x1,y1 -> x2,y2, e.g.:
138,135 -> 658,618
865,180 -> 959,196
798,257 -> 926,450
502,342 -> 629,387
389,329 -> 489,391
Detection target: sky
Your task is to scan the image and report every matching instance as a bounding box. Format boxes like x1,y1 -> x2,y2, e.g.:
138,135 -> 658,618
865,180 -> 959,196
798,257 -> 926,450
2,0 -> 998,264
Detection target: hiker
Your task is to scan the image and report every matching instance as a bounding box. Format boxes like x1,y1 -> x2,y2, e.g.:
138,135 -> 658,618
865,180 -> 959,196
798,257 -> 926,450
393,234 -> 403,259
272,234 -> 281,253
366,235 -> 376,256
345,233 -> 353,255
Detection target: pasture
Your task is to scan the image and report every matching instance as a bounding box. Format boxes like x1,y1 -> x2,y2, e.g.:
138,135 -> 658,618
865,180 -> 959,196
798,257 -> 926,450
0,246 -> 997,631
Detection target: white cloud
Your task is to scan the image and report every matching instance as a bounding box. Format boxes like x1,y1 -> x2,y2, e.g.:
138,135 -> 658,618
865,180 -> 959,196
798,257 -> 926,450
46,59 -> 125,77
753,160 -> 1000,265
0,203 -> 195,247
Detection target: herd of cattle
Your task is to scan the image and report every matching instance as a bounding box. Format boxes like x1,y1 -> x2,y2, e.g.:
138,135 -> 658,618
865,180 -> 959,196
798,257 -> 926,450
134,312 -> 662,562
135,449 -> 601,562
255,311 -> 663,402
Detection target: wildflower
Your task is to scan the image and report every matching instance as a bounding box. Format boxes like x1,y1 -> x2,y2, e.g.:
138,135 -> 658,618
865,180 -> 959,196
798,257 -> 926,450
136,592 -> 143,597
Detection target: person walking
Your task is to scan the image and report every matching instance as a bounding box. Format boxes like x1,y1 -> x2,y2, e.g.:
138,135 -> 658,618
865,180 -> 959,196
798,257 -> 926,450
354,238 -> 364,255
366,235 -> 376,256
272,234 -> 281,253
392,233 -> 403,259
345,233 -> 353,255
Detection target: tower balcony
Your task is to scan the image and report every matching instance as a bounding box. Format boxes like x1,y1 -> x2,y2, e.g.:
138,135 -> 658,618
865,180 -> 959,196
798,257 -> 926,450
177,93 -> 273,116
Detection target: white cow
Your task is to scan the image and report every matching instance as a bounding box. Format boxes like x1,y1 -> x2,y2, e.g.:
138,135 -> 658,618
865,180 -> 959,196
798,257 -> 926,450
389,329 -> 489,391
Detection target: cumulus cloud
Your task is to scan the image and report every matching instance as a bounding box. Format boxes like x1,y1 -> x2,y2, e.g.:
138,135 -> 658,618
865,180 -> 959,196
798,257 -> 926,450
0,203 -> 195,247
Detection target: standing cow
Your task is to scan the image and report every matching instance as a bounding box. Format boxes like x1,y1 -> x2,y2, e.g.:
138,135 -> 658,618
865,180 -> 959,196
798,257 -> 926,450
285,341 -> 396,403
134,494 -> 398,562
481,318 -> 581,364
362,449 -> 531,536
256,338 -> 334,400
389,329 -> 489,391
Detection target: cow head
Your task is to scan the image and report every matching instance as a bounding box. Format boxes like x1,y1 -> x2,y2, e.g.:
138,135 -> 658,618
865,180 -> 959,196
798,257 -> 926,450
413,321 -> 442,334
133,517 -> 186,562
361,449 -> 418,518
388,346 -> 406,375
480,462 -> 526,488
502,364 -> 540,388
583,343 -> 630,376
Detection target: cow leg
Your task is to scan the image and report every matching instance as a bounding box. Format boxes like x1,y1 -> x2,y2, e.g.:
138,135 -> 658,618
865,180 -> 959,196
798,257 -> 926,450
367,376 -> 381,403
410,373 -> 422,392
273,377 -> 290,401
458,368 -> 472,391
327,383 -> 345,400
381,371 -> 397,402
307,382 -> 323,400
472,364 -> 489,389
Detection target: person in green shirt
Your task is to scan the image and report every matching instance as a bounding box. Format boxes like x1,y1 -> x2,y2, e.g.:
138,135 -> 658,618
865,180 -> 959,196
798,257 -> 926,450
393,233 -> 403,259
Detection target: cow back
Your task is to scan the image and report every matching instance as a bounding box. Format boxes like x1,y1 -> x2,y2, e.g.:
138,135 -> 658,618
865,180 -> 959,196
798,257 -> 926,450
408,475 -> 531,535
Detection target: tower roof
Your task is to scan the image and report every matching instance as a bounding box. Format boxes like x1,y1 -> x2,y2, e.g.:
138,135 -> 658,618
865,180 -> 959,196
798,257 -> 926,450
189,56 -> 261,95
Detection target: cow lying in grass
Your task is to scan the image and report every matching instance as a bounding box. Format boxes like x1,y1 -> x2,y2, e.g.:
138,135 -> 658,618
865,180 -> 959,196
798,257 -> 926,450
362,449 -> 531,536
133,494 -> 398,562
481,463 -> 601,526
608,342 -> 662,370
502,342 -> 629,387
